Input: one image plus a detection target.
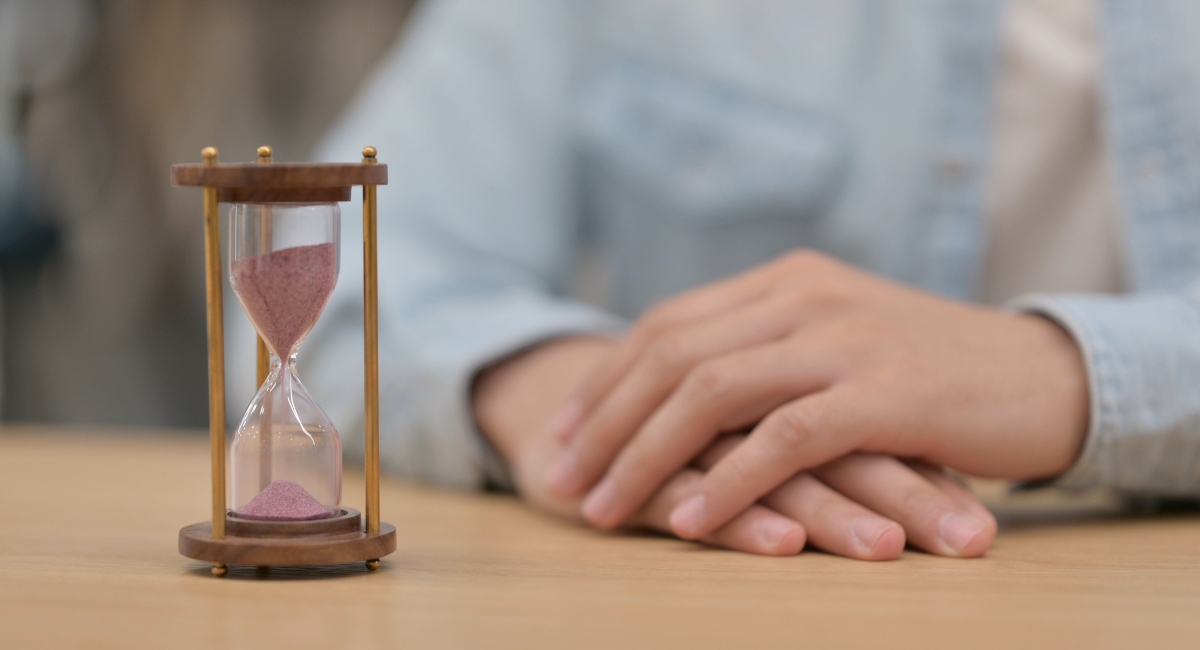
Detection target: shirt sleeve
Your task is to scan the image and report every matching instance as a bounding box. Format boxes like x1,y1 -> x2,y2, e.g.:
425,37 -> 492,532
1010,287 -> 1200,497
280,0 -> 621,490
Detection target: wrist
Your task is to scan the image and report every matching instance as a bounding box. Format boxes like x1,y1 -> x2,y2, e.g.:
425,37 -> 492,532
1017,313 -> 1090,478
472,336 -> 615,482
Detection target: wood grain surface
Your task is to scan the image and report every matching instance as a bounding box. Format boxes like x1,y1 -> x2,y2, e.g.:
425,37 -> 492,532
2,425 -> 1198,650
170,162 -> 387,188
178,520 -> 397,567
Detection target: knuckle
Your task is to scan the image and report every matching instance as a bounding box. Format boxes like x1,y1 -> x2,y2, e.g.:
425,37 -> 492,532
896,483 -> 972,530
640,300 -> 684,335
765,405 -> 819,454
646,334 -> 689,374
719,452 -> 757,492
897,484 -> 936,517
779,249 -> 833,274
782,280 -> 855,312
815,314 -> 897,359
788,473 -> 836,517
811,490 -> 843,521
682,362 -> 728,400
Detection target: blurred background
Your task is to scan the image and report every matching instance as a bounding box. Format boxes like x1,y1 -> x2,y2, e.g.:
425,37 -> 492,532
0,0 -> 413,427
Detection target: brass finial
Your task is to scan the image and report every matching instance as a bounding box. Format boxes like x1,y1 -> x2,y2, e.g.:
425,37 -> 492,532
201,147 -> 218,164
257,146 -> 272,162
362,146 -> 377,161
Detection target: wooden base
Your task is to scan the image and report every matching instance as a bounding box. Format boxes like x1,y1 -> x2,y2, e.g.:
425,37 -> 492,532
179,508 -> 396,573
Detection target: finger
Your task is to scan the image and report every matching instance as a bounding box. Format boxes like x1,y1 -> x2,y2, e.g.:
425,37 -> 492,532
557,250 -> 847,442
668,388 -> 867,540
632,468 -> 805,556
580,339 -> 838,528
693,437 -> 904,560
763,474 -> 906,560
549,296 -> 805,497
553,271 -> 776,442
692,434 -> 747,470
906,462 -> 998,530
556,249 -> 838,442
814,454 -> 997,557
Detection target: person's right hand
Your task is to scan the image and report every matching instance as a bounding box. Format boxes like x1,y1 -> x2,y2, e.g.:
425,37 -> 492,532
473,336 -> 997,559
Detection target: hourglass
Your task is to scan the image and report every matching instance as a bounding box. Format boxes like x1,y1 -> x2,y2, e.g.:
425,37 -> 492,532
172,146 -> 395,576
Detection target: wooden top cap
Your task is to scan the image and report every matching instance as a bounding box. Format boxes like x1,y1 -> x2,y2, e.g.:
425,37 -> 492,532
171,162 -> 387,188
172,154 -> 387,203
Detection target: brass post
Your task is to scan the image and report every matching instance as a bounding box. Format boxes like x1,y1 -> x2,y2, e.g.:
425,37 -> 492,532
361,146 -> 380,535
255,146 -> 274,387
202,146 -> 227,540
256,146 -> 273,491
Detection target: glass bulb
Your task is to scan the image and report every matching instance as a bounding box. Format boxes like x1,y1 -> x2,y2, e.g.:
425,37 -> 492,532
227,202 -> 342,520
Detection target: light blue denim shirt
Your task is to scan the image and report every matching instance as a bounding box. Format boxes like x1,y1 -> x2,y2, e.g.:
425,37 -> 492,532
247,0 -> 1200,495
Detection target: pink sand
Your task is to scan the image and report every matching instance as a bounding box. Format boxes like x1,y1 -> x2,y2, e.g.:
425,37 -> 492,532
235,479 -> 335,521
231,242 -> 336,357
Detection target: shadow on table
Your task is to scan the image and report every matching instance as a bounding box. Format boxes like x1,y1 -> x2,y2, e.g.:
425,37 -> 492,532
990,488 -> 1200,531
183,562 -> 392,581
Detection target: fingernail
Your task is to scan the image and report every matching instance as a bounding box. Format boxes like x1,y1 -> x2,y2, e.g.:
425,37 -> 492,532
550,399 -> 582,442
669,494 -> 707,539
581,478 -> 617,526
852,516 -> 895,553
756,517 -> 800,552
545,455 -> 580,496
939,513 -> 987,555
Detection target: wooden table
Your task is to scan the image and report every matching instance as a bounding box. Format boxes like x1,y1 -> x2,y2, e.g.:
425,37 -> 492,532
2,425 -> 1199,649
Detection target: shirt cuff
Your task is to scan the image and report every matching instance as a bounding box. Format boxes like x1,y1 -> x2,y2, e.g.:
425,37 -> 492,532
1009,291 -> 1200,496
391,290 -> 624,491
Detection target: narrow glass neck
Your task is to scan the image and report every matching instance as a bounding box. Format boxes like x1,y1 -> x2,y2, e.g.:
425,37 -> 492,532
266,349 -> 300,375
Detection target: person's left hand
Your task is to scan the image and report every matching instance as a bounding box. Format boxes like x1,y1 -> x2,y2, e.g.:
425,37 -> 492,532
545,250 -> 1089,542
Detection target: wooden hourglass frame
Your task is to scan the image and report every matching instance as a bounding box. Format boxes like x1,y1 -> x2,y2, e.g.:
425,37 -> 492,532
172,145 -> 396,576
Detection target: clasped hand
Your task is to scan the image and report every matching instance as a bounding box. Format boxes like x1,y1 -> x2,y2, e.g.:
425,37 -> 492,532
540,251 -> 1088,557
475,251 -> 1087,559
